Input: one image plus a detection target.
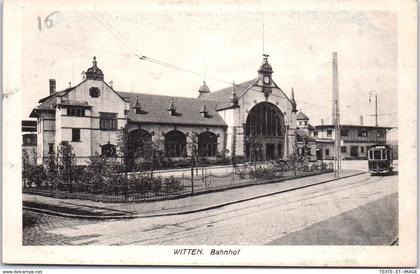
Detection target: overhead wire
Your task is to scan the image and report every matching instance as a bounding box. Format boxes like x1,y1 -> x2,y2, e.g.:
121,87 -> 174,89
90,11 -> 397,121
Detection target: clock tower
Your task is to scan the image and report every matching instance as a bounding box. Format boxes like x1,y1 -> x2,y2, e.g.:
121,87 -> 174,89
258,54 -> 273,98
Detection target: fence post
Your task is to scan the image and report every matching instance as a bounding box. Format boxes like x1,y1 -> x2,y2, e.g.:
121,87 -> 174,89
191,165 -> 194,195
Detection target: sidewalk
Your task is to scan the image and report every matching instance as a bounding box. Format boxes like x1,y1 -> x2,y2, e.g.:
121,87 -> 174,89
23,169 -> 366,219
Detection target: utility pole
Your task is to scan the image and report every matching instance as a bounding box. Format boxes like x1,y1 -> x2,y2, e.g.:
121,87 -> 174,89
332,52 -> 341,178
369,90 -> 378,127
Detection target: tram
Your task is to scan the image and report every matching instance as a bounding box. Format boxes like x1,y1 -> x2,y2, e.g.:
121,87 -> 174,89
367,145 -> 393,175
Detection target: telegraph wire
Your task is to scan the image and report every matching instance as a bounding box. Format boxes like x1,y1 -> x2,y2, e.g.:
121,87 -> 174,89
91,12 -> 397,120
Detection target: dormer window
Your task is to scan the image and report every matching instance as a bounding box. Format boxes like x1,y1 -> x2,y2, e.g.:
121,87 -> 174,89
89,87 -> 100,98
133,96 -> 148,114
200,102 -> 209,118
167,99 -> 177,116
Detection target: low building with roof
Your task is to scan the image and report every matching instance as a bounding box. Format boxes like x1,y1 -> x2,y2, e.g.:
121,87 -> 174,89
311,123 -> 393,160
30,55 -> 298,165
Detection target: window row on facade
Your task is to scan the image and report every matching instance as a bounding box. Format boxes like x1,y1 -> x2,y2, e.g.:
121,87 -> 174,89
48,129 -> 219,158
312,128 -> 386,138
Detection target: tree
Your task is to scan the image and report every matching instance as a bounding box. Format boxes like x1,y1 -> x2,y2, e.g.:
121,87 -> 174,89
287,152 -> 299,177
187,131 -> 199,195
117,125 -> 131,199
141,136 -> 164,178
247,127 -> 264,166
22,150 -> 30,188
57,142 -> 76,192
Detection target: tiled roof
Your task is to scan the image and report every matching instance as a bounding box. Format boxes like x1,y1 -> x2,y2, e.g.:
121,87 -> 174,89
296,111 -> 309,120
118,91 -> 227,127
202,79 -> 258,110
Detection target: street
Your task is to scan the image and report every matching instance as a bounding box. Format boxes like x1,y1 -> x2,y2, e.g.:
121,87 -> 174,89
23,172 -> 398,245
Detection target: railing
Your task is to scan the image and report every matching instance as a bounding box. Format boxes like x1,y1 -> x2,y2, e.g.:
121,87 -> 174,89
23,162 -> 333,203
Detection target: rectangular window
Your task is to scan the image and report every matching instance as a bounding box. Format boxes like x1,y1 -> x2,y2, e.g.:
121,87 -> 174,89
72,128 -> 81,142
341,146 -> 347,153
67,107 -> 86,117
340,129 -> 349,137
48,143 -> 54,154
89,87 -> 100,98
327,130 -> 332,137
361,146 -> 365,153
100,113 -> 117,131
313,131 -> 318,137
325,149 -> 330,156
358,129 -> 368,137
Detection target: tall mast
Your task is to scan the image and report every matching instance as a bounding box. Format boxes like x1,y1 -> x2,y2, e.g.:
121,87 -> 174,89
332,52 -> 341,178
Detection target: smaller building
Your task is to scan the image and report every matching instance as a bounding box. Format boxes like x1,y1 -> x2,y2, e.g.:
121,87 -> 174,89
311,124 -> 392,160
295,111 -> 317,161
22,120 -> 37,165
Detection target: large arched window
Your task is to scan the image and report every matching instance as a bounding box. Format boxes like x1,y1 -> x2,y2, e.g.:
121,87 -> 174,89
245,102 -> 285,137
198,132 -> 218,157
245,102 -> 286,161
128,129 -> 152,159
164,130 -> 186,157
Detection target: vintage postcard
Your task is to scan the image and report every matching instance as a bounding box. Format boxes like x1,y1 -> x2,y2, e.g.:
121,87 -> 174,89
2,0 -> 417,267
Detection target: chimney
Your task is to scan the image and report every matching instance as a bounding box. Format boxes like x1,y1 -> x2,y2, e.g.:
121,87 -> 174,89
360,115 -> 364,126
49,79 -> 56,95
321,119 -> 324,126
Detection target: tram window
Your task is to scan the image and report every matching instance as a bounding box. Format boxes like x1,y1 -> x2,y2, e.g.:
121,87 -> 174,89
373,150 -> 382,160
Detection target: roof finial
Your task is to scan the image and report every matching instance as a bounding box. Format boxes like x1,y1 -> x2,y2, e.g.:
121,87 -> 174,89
93,56 -> 97,67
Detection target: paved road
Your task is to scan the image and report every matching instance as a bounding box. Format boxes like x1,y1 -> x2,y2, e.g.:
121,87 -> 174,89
23,173 -> 397,245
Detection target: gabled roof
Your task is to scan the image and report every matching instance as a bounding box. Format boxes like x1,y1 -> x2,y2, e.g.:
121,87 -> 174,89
296,111 -> 309,120
202,78 -> 294,110
117,91 -> 227,127
201,79 -> 258,110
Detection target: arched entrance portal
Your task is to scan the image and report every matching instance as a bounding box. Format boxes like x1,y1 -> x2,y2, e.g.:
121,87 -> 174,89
245,102 -> 286,161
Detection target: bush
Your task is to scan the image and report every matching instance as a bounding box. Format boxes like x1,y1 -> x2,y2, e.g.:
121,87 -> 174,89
163,176 -> 183,192
23,165 -> 47,188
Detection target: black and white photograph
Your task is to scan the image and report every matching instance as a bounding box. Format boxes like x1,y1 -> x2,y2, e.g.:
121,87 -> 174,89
2,0 -> 417,267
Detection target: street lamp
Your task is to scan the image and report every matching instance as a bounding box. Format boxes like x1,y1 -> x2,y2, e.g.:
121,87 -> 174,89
369,90 -> 378,127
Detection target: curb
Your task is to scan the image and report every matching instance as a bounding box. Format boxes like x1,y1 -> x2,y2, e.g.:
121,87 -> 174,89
23,171 -> 367,220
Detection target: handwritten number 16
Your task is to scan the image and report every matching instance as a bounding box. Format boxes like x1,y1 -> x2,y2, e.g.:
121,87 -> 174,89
38,12 -> 58,31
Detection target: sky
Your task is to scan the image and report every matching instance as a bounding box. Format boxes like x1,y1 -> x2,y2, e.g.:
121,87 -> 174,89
21,7 -> 398,127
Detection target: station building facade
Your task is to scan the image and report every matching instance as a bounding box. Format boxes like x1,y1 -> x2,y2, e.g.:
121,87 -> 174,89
30,56 -> 298,165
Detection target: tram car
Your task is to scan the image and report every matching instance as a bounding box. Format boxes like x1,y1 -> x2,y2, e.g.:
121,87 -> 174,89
367,145 -> 393,175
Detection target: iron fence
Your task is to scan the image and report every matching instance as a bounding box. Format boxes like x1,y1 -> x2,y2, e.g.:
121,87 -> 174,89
23,162 -> 333,203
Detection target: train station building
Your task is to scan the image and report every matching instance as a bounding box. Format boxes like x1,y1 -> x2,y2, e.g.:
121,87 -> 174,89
29,56 -> 298,165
